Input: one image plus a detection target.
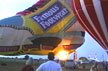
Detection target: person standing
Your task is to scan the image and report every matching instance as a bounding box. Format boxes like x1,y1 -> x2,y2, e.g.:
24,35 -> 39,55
21,57 -> 34,71
36,52 -> 62,71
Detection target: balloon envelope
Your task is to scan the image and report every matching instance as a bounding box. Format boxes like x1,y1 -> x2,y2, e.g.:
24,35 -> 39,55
0,0 -> 85,55
72,0 -> 108,50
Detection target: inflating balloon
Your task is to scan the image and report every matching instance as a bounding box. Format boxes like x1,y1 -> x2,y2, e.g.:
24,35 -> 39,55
0,0 -> 85,57
72,0 -> 108,50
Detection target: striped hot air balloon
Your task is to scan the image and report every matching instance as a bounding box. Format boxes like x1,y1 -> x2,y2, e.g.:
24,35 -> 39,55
72,0 -> 108,50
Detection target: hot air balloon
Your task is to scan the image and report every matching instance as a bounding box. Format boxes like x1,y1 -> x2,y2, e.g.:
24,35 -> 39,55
0,0 -> 85,59
72,0 -> 108,50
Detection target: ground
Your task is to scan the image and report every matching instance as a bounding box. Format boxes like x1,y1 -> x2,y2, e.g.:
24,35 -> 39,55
0,58 -> 90,71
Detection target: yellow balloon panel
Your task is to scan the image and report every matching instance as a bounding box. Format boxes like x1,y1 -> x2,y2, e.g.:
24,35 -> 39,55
24,0 -> 75,35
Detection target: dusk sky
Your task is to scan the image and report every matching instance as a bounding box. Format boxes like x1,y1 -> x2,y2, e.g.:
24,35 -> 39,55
0,0 -> 108,61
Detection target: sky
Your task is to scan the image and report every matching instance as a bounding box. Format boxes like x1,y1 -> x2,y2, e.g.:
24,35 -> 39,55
0,0 -> 108,61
